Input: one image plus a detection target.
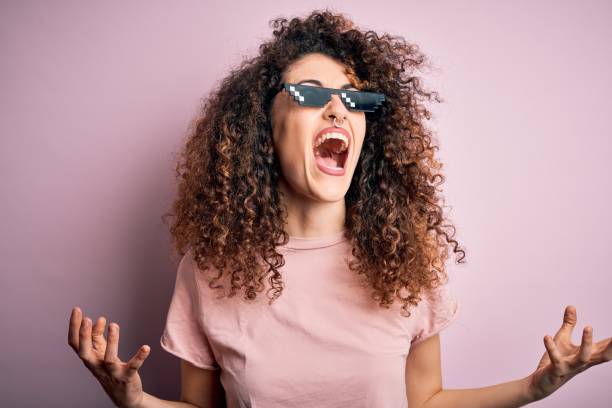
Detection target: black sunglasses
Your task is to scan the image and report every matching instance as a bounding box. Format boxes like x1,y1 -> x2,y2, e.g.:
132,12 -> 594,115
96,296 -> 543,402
279,83 -> 386,112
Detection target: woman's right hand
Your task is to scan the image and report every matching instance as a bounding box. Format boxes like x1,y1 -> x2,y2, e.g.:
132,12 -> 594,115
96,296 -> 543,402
68,306 -> 151,408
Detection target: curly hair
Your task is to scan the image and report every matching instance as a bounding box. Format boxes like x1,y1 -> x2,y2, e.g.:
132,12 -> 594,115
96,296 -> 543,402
162,9 -> 466,317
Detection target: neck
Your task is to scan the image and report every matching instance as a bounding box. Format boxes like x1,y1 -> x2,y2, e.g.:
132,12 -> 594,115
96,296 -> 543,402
277,178 -> 346,238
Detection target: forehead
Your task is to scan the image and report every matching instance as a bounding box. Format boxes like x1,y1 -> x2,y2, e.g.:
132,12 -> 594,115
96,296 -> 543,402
283,53 -> 351,85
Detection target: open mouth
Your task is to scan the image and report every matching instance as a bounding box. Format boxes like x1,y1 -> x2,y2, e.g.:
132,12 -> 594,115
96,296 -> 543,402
313,137 -> 349,170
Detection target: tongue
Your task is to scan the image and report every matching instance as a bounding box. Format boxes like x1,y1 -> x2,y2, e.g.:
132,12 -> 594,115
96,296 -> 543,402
315,148 -> 342,168
316,155 -> 341,168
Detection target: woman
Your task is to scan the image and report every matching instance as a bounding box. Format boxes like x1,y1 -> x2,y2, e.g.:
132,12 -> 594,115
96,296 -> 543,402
67,10 -> 611,408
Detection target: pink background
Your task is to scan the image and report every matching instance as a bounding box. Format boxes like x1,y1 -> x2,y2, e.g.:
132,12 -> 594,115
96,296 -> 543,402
1,1 -> 610,407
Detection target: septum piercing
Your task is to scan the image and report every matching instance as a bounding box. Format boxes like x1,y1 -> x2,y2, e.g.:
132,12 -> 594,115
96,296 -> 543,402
332,117 -> 344,127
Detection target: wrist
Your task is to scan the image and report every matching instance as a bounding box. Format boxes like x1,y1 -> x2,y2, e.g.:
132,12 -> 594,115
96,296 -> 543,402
520,373 -> 539,404
121,392 -> 148,408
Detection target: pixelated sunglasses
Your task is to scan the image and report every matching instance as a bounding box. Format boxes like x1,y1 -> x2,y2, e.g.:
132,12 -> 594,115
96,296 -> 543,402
279,83 -> 386,112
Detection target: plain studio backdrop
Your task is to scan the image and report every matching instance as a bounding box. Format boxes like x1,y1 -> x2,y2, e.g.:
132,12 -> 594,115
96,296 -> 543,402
1,1 -> 610,407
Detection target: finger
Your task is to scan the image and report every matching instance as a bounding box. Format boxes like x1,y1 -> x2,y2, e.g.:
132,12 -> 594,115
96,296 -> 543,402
577,326 -> 593,366
78,316 -> 94,361
592,337 -> 612,364
544,335 -> 566,375
68,306 -> 82,352
603,338 -> 612,362
91,316 -> 107,352
554,305 -> 577,342
104,322 -> 121,375
126,345 -> 151,377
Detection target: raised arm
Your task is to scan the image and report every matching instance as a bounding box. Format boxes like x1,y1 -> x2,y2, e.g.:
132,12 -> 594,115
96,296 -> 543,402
68,306 -> 224,408
405,306 -> 611,408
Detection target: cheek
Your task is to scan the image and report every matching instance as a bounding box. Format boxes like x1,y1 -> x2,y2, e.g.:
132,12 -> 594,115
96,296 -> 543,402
352,117 -> 367,151
272,111 -> 311,164
285,110 -> 315,141
353,138 -> 366,161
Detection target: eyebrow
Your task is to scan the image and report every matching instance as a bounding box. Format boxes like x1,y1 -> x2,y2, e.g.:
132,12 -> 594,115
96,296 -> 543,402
296,79 -> 357,89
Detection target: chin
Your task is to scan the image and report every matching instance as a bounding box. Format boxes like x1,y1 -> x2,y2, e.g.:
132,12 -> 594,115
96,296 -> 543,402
308,181 -> 351,202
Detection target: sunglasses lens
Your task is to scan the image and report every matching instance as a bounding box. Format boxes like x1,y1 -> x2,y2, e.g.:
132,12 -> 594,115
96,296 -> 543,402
285,84 -> 331,107
283,84 -> 385,112
339,91 -> 386,112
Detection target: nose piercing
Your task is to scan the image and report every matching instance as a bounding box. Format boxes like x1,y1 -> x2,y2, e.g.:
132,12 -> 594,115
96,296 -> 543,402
332,117 -> 344,127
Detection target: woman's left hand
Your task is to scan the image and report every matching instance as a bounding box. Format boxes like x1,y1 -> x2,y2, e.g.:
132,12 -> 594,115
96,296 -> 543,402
527,305 -> 611,401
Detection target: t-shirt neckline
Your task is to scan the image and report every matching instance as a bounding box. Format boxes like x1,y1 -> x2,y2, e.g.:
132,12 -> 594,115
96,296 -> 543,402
282,229 -> 348,250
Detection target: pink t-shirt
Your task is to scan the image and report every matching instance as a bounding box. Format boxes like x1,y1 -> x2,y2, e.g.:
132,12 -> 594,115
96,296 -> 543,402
160,230 -> 459,407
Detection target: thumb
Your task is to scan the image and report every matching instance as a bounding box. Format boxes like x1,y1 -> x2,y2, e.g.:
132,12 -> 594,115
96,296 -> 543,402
126,345 -> 151,377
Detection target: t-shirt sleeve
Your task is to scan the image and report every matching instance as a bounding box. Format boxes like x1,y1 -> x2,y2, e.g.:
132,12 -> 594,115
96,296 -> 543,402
160,249 -> 220,370
410,284 -> 460,346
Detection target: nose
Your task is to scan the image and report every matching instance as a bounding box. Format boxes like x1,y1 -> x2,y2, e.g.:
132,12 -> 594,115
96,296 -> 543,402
324,94 -> 348,124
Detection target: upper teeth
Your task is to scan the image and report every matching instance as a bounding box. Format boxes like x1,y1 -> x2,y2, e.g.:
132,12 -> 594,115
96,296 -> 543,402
314,132 -> 349,153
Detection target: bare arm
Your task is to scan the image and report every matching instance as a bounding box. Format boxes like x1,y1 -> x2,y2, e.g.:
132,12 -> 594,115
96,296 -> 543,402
131,360 -> 226,408
405,334 -> 533,408
68,307 -> 225,408
422,379 -> 533,408
133,393 -> 199,408
406,306 -> 611,408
